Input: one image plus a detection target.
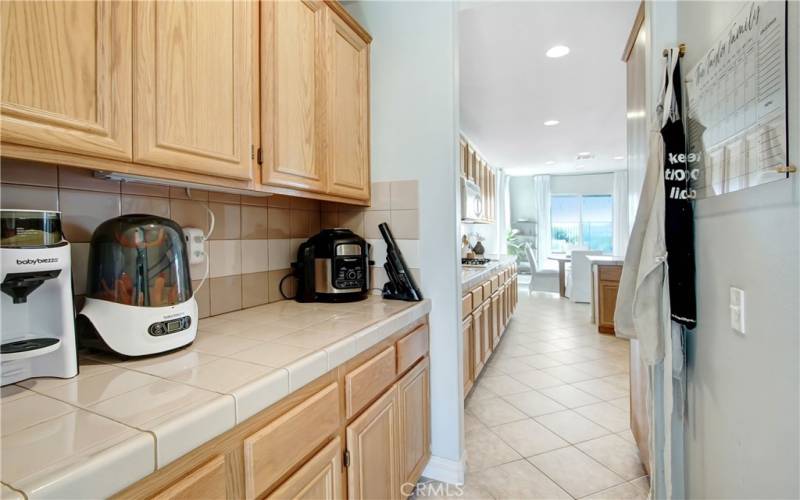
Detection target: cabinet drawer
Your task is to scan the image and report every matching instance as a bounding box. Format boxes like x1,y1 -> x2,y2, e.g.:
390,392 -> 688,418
396,325 -> 429,374
482,282 -> 492,300
267,438 -> 342,500
153,455 -> 227,500
462,294 -> 472,319
346,346 -> 397,418
244,383 -> 340,499
599,265 -> 622,282
491,276 -> 499,292
471,286 -> 483,305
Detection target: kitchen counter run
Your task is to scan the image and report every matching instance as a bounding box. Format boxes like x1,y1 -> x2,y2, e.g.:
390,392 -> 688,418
461,255 -> 517,290
0,296 -> 431,499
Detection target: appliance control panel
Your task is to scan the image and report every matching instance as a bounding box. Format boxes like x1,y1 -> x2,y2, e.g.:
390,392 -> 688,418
148,316 -> 192,337
333,257 -> 365,290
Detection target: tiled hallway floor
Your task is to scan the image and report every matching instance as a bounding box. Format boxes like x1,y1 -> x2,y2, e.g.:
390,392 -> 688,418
422,289 -> 649,499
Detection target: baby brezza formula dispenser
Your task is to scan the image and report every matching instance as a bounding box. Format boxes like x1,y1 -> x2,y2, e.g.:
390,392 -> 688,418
0,209 -> 78,386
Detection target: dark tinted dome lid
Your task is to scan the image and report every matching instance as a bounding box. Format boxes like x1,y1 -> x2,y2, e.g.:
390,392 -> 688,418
90,214 -> 183,241
304,228 -> 365,256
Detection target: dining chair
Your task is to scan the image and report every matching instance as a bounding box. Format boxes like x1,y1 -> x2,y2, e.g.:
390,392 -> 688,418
567,250 -> 602,303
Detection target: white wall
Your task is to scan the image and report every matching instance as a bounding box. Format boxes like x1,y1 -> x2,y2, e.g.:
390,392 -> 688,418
550,172 -> 614,195
344,1 -> 465,483
641,2 -> 800,497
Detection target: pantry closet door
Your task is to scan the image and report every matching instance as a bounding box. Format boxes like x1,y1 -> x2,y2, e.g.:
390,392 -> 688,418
1,1 -> 133,160
133,0 -> 253,180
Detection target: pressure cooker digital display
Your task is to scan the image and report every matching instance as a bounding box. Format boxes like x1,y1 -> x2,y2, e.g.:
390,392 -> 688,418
333,257 -> 365,290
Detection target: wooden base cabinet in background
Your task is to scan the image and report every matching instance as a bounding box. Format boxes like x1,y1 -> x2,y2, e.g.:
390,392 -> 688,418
116,320 -> 431,500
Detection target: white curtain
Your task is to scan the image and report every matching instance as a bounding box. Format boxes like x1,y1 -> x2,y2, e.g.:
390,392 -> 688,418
612,171 -> 630,257
532,175 -> 551,268
496,171 -> 511,254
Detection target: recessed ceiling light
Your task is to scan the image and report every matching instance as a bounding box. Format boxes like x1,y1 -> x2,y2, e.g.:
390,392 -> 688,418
613,155 -> 625,160
546,45 -> 570,58
543,120 -> 560,127
576,152 -> 594,160
545,160 -> 556,165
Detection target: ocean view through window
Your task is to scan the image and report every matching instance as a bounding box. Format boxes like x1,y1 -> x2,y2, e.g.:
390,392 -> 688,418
551,194 -> 612,253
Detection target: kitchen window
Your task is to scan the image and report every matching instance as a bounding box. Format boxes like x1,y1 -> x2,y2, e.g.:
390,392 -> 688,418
551,194 -> 613,253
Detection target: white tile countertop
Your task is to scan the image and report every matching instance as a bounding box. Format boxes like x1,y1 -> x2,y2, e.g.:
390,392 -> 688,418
0,296 -> 431,499
461,254 -> 517,290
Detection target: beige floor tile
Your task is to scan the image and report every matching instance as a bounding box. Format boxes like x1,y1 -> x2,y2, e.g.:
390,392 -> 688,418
487,357 -> 536,375
545,349 -> 593,364
575,401 -> 631,432
466,383 -> 497,403
518,354 -> 563,369
528,446 -> 625,498
542,364 -> 596,383
464,427 -> 521,471
630,475 -> 650,492
617,429 -> 637,444
540,384 -> 601,408
491,418 -> 568,457
609,396 -> 630,411
582,481 -> 648,499
601,374 -> 631,391
576,434 -> 646,481
473,460 -> 571,499
412,477 -> 494,500
464,411 -> 486,433
478,375 -> 531,396
502,390 -> 565,417
509,370 -> 563,390
571,379 -> 628,401
535,410 -> 610,444
467,397 -> 527,427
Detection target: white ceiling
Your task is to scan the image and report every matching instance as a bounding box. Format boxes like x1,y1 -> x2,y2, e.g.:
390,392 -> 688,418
459,1 -> 640,176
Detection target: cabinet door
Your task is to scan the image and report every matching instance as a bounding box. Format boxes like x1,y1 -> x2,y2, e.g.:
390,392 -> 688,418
481,301 -> 492,363
268,439 -> 342,500
261,0 -> 327,192
462,316 -> 473,395
397,358 -> 430,486
134,0 -> 252,179
598,281 -> 619,334
346,387 -> 401,500
491,294 -> 501,347
153,455 -> 227,500
471,308 -> 484,378
324,9 -> 370,200
1,1 -> 132,160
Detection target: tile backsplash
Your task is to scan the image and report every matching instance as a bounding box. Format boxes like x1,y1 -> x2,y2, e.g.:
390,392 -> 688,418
0,158 -> 420,318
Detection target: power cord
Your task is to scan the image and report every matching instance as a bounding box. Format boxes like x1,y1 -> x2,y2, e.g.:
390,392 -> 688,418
186,187 -> 215,293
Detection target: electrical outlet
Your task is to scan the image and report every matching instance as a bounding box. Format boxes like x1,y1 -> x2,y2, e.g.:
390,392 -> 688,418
183,227 -> 206,265
729,287 -> 746,334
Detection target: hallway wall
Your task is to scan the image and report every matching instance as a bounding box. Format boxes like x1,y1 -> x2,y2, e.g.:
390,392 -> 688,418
644,2 -> 800,498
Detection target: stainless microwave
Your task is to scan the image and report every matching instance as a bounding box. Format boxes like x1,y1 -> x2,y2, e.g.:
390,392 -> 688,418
460,177 -> 484,221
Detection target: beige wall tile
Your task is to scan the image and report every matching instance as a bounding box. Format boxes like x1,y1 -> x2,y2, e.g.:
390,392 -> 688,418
370,266 -> 387,291
290,197 -> 319,211
209,192 -> 240,204
169,187 -> 208,201
267,239 -> 292,270
192,279 -> 210,319
121,182 -> 169,198
338,209 -> 364,235
307,210 -> 320,236
290,209 -> 309,238
58,166 -> 120,193
267,194 -> 292,208
364,211 -> 390,239
209,276 -> 242,315
210,240 -> 242,277
59,189 -> 120,242
170,199 -> 209,233
241,206 -> 268,239
189,240 -> 210,283
390,210 -> 419,239
70,242 -> 91,295
390,180 -> 418,210
369,182 -> 390,211
241,239 -> 269,274
242,272 -> 268,308
0,184 -> 59,211
121,195 -> 170,218
267,208 -> 290,238
209,203 -> 241,240
1,159 -> 58,186
321,211 -> 338,229
268,269 -> 295,303
241,194 -> 270,206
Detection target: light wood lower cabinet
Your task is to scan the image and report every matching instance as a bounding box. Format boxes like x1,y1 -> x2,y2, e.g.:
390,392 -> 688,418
480,301 -> 491,364
471,306 -> 484,378
595,264 -> 622,334
268,439 -> 342,500
0,0 -> 133,161
346,386 -> 400,500
152,455 -> 227,500
397,358 -> 431,486
462,316 -> 473,395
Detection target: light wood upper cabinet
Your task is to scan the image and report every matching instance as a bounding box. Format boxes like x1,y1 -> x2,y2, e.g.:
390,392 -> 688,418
268,439 -> 342,500
0,1 -> 133,160
133,0 -> 253,180
346,386 -> 401,500
261,0 -> 327,193
397,359 -> 430,486
324,9 -> 370,200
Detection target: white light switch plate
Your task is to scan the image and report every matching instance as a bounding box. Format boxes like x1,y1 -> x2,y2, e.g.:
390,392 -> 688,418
730,287 -> 746,334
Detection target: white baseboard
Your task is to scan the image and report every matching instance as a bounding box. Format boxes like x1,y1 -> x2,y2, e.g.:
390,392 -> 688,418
422,453 -> 465,485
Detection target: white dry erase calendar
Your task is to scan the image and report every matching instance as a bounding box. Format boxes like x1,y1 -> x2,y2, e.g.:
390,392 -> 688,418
685,0 -> 789,198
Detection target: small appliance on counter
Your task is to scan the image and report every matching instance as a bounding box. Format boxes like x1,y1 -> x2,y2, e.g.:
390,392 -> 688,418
292,228 -> 371,303
379,223 -> 423,301
1,209 -> 78,386
77,214 -> 197,357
